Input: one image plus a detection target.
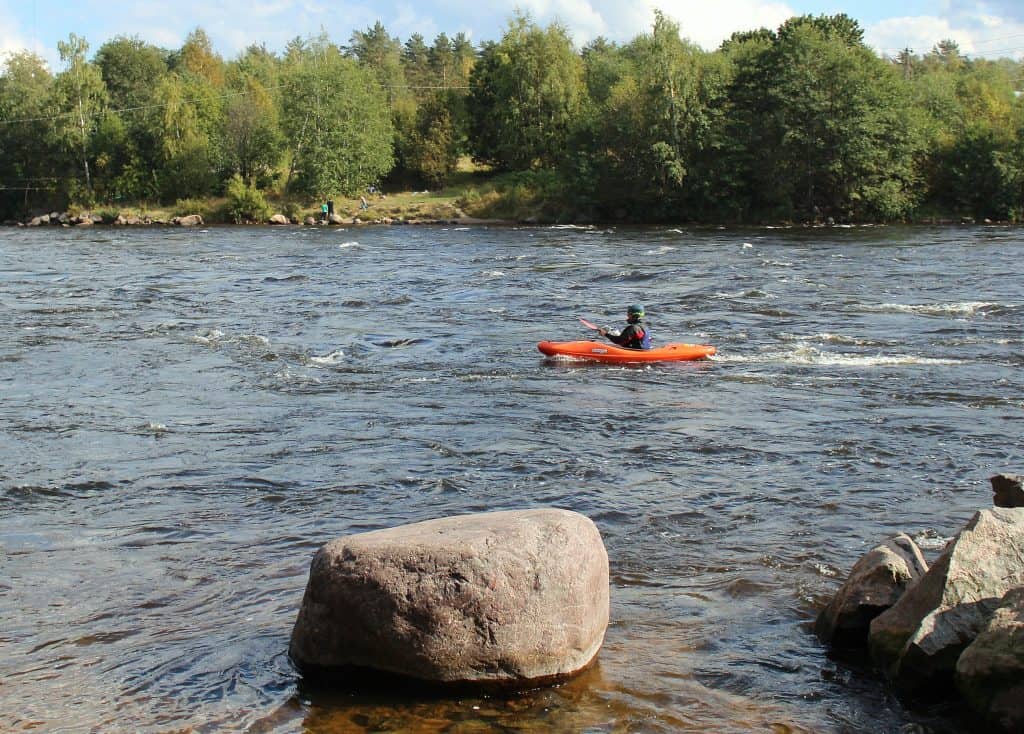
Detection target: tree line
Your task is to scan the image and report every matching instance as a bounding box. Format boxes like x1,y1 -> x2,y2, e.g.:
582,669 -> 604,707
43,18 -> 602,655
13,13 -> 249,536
0,12 -> 1021,223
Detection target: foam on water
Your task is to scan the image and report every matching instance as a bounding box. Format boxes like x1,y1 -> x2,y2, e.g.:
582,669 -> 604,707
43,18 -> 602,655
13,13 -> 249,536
778,332 -> 887,347
308,350 -> 345,367
868,301 -> 1002,318
716,344 -> 965,367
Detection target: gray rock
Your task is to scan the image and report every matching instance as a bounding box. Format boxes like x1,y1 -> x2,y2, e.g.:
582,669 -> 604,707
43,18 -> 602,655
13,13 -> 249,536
992,474 -> 1024,508
303,216 -> 316,226
174,214 -> 203,227
956,587 -> 1024,732
327,213 -> 345,225
869,508 -> 1024,686
815,534 -> 928,646
268,214 -> 289,225
289,508 -> 609,689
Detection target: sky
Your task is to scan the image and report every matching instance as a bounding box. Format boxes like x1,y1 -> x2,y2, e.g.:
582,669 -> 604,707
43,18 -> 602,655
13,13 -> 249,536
2,0 -> 1023,71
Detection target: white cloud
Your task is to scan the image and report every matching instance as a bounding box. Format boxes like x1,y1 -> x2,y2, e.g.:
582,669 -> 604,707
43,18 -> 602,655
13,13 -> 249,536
445,0 -> 794,49
0,5 -> 31,58
867,13 -> 1024,59
652,0 -> 794,49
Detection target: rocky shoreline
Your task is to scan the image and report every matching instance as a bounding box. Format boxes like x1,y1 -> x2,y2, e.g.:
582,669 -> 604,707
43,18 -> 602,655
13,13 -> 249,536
9,210 -> 511,228
6,209 -> 1011,229
816,473 -> 1024,732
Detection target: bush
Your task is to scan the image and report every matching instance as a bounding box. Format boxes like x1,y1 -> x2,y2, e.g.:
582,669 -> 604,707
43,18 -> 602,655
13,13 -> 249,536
95,206 -> 121,224
281,199 -> 302,222
456,170 -> 571,222
224,174 -> 272,223
172,197 -> 210,218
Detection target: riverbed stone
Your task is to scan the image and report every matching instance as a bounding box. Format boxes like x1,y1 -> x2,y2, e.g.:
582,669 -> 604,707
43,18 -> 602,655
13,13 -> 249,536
868,508 -> 1024,686
268,214 -> 288,225
991,474 -> 1024,508
289,508 -> 609,688
956,587 -> 1024,732
173,214 -> 203,226
815,534 -> 928,646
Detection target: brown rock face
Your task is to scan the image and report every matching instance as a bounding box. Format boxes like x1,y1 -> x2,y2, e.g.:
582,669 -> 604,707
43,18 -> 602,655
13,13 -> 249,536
868,508 -> 1024,686
289,508 -> 610,689
956,587 -> 1024,733
815,534 -> 928,646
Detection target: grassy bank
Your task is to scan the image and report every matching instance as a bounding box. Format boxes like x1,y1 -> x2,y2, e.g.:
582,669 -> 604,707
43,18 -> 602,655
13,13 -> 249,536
44,161 -> 1013,227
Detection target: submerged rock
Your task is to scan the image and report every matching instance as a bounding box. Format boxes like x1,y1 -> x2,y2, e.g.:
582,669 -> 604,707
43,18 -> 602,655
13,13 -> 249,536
991,474 -> 1024,508
815,534 -> 928,646
289,508 -> 609,689
956,587 -> 1024,732
868,508 -> 1024,686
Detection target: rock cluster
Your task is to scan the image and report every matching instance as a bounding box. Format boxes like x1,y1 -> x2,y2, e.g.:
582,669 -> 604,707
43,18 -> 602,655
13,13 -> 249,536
290,508 -> 609,690
10,209 -> 503,228
15,210 -> 207,227
816,474 -> 1024,732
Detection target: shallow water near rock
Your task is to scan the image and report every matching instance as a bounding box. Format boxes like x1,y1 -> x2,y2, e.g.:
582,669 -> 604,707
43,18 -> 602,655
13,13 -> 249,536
1,224 -> 1021,732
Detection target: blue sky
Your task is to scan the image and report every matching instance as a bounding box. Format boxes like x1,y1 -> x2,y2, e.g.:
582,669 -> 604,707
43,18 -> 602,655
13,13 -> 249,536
3,0 -> 1023,70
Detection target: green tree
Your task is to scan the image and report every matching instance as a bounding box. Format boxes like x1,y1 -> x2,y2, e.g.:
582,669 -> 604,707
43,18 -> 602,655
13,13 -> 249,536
94,35 -> 169,109
348,22 -> 407,104
398,90 -> 464,188
151,70 -> 224,199
175,28 -> 225,87
468,14 -> 584,170
281,38 -> 394,197
451,33 -> 476,86
430,33 -> 455,88
717,15 -> 924,221
402,33 -> 432,99
0,52 -> 57,216
570,13 -> 727,220
51,33 -> 109,202
224,75 -> 282,185
93,35 -> 170,201
908,45 -> 1021,219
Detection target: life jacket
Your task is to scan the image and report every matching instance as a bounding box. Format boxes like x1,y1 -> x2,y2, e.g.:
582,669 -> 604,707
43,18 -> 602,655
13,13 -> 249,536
619,321 -> 651,349
638,324 -> 651,349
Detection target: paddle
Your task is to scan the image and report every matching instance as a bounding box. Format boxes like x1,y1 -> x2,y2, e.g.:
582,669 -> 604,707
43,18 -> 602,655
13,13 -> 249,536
578,317 -> 601,331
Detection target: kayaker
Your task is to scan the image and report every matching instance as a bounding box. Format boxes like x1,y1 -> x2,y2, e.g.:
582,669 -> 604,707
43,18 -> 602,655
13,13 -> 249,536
598,304 -> 651,349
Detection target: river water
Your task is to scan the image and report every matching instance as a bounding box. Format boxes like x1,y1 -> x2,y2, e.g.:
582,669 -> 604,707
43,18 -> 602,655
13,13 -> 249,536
1,224 -> 1021,733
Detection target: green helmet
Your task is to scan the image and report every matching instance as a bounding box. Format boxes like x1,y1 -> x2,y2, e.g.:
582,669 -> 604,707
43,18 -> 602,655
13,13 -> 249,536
627,304 -> 645,318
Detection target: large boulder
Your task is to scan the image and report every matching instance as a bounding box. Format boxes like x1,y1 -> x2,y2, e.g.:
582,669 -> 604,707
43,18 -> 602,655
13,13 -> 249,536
289,508 -> 609,689
815,534 -> 928,646
268,213 -> 289,225
868,508 -> 1024,686
956,587 -> 1024,732
992,474 -> 1024,508
173,214 -> 203,226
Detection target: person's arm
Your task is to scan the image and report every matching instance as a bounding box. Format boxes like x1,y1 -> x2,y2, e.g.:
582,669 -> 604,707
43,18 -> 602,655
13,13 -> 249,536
600,325 -> 633,346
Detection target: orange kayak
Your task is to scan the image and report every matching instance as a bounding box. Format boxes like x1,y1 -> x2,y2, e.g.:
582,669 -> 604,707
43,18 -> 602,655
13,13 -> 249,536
537,340 -> 716,363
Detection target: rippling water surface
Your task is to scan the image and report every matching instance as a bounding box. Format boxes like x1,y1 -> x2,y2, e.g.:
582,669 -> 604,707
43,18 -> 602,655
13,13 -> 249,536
2,224 -> 1022,732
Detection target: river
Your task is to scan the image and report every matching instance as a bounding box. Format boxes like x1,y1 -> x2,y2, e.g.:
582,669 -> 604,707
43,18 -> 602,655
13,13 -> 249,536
1,224 -> 1021,733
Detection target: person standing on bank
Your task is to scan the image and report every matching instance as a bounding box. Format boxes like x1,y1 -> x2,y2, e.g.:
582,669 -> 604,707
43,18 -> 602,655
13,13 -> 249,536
598,304 -> 651,349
